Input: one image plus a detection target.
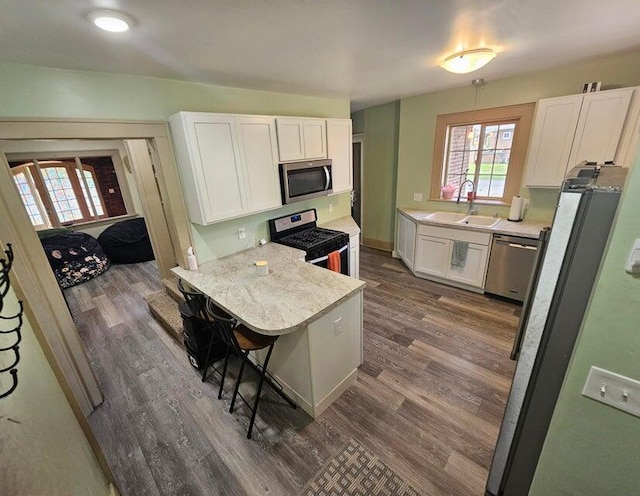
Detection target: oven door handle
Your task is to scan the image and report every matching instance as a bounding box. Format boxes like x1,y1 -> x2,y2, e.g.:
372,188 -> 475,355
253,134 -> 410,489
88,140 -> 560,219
308,244 -> 348,265
323,166 -> 331,191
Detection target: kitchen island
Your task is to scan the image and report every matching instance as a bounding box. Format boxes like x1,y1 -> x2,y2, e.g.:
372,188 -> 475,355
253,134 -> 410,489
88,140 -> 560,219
172,242 -> 366,418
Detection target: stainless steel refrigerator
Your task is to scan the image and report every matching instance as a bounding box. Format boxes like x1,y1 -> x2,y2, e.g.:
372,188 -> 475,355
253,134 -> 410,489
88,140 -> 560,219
486,164 -> 627,496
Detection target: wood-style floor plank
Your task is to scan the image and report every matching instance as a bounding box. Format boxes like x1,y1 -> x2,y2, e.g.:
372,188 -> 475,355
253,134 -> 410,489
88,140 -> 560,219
65,247 -> 519,496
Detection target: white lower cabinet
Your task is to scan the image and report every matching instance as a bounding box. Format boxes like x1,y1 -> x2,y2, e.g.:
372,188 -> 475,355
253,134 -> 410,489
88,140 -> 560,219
415,235 -> 449,278
252,291 -> 363,418
349,233 -> 360,279
396,212 -> 417,270
413,225 -> 491,290
446,242 -> 489,287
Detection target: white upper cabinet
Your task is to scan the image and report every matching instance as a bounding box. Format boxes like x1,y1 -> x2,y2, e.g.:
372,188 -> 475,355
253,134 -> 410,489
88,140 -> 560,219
303,119 -> 327,159
524,88 -> 634,188
276,118 -> 327,162
169,113 -> 246,225
169,112 -> 282,225
326,119 -> 353,194
568,89 -> 633,167
275,119 -> 305,161
235,116 -> 281,213
524,95 -> 583,188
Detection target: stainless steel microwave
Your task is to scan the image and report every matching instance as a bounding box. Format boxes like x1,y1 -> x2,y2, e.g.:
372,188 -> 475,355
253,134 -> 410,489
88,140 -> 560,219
280,159 -> 333,204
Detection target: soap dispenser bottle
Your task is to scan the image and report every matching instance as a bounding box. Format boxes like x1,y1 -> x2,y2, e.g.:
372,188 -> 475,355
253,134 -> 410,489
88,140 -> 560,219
187,247 -> 198,271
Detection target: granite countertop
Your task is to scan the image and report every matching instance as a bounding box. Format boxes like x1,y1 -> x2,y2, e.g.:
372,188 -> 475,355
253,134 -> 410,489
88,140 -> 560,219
172,243 -> 366,336
320,216 -> 361,237
399,208 -> 549,239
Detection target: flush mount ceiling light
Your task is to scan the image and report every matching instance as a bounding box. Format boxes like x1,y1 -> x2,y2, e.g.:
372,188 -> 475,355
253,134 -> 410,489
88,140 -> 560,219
440,48 -> 496,74
87,9 -> 134,32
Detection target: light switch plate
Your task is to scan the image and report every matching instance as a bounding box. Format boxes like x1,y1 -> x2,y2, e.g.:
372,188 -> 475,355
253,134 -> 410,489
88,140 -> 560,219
413,193 -> 423,202
582,366 -> 640,418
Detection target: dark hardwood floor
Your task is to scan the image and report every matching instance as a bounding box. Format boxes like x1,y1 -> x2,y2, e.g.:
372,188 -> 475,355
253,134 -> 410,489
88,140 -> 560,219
65,246 -> 519,496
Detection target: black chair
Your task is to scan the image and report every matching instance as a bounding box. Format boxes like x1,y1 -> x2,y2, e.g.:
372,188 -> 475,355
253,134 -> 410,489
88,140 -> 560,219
176,279 -> 226,382
205,298 -> 296,439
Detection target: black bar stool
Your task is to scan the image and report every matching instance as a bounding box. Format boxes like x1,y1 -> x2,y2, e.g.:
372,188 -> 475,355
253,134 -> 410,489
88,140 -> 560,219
177,279 -> 225,383
205,298 -> 296,439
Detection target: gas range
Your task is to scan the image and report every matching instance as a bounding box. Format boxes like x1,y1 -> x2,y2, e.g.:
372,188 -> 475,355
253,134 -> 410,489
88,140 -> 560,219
269,209 -> 349,274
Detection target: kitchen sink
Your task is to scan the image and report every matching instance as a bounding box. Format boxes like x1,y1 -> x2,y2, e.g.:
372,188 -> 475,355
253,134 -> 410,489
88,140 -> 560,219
458,215 -> 502,228
424,211 -> 502,228
425,211 -> 467,223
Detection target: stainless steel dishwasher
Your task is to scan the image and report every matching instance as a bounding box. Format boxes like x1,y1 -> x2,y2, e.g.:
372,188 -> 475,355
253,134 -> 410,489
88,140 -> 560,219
485,234 -> 541,302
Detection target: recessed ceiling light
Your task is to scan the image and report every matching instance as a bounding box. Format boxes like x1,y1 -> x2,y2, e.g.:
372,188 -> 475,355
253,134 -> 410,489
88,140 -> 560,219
440,48 -> 497,74
87,9 -> 134,33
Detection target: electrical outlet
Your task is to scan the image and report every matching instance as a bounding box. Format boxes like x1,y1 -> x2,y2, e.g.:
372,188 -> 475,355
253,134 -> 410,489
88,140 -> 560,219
329,203 -> 333,213
334,317 -> 342,335
238,227 -> 246,239
582,366 -> 640,417
413,193 -> 423,202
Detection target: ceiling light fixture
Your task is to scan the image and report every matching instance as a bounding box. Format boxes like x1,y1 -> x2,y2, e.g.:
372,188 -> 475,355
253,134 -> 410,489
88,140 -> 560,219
87,9 -> 134,33
440,48 -> 496,74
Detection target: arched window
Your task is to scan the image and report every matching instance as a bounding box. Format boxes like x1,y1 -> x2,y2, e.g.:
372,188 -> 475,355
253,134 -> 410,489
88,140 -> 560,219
11,159 -> 108,227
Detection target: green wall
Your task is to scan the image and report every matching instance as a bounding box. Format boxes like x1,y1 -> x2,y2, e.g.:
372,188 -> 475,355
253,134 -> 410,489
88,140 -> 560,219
352,111 -> 365,135
351,101 -> 400,248
0,62 -> 352,263
396,49 -> 640,225
192,193 -> 351,262
530,147 -> 640,495
0,285 -> 108,495
0,62 -> 349,120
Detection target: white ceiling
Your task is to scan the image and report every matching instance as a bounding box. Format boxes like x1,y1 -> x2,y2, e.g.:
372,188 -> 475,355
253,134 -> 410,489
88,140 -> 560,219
2,0 -> 640,111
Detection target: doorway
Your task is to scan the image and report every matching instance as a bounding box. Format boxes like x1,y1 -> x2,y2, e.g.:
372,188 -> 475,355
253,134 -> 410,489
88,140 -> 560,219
352,134 -> 363,228
0,119 -> 192,417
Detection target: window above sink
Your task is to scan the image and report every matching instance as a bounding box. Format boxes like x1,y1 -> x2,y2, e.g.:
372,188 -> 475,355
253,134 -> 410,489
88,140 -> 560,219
430,103 -> 536,204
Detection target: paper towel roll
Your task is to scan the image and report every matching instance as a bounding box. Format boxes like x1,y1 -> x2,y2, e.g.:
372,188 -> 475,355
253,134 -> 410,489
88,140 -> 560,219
508,196 -> 524,222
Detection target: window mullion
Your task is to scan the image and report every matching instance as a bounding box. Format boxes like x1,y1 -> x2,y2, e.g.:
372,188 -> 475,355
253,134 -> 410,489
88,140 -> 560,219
74,157 -> 100,221
24,167 -> 51,228
31,159 -> 61,227
66,162 -> 92,221
473,125 -> 486,191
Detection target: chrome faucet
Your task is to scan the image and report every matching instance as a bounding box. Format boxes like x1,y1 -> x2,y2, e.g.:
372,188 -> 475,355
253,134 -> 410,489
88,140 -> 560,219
456,179 -> 478,215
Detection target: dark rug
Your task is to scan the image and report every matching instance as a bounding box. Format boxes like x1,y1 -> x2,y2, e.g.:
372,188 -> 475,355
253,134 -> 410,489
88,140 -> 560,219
299,438 -> 420,496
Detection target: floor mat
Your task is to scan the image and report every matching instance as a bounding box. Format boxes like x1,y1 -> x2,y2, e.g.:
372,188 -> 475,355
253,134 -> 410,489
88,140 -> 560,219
299,438 -> 420,496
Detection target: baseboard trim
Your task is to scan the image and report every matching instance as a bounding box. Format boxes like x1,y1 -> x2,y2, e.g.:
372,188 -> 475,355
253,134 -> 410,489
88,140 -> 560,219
362,237 -> 393,252
314,368 -> 359,418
